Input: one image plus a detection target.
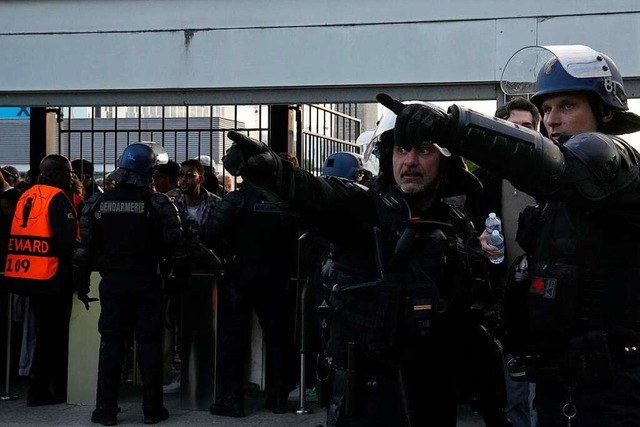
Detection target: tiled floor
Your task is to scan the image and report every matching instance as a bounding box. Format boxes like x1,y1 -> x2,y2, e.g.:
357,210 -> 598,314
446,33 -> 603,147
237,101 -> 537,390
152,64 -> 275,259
0,377 -> 486,426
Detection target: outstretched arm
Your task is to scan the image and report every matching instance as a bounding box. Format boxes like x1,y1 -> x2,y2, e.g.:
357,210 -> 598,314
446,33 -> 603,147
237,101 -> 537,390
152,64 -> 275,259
377,93 -> 565,200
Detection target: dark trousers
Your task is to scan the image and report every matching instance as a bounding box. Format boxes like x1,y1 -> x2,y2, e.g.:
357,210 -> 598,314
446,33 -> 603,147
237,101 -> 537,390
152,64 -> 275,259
535,364 -> 640,426
216,271 -> 296,400
29,292 -> 73,400
329,354 -> 458,427
96,272 -> 163,409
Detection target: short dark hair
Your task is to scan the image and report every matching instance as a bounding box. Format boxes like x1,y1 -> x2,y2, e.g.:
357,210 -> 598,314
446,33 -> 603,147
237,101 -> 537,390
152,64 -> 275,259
180,159 -> 204,176
155,160 -> 180,177
71,159 -> 94,176
494,97 -> 540,126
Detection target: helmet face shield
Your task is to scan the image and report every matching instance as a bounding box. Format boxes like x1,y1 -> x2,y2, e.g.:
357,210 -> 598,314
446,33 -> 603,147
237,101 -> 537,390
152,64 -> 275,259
364,105 -> 395,162
501,45 -> 612,96
501,45 -> 627,111
355,130 -> 380,175
144,141 -> 169,166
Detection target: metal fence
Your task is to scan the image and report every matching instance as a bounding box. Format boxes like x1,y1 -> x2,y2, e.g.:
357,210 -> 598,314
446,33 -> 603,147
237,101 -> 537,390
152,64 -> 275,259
56,103 -> 362,179
299,104 -> 362,174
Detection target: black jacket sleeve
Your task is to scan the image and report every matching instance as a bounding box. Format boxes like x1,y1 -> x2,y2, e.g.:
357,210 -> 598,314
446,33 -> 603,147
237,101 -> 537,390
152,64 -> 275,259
50,191 -> 79,257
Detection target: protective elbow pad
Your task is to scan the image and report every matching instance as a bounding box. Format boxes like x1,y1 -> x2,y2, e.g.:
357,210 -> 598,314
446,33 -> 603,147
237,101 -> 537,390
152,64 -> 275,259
151,193 -> 182,248
447,105 -> 565,199
561,133 -> 640,201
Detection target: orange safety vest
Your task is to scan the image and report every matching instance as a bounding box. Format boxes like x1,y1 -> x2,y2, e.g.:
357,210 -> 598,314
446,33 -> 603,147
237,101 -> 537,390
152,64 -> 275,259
4,185 -> 64,281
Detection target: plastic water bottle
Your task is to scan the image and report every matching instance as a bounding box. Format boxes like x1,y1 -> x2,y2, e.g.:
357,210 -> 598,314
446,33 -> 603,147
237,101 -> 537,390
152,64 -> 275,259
485,212 -> 502,234
489,230 -> 505,264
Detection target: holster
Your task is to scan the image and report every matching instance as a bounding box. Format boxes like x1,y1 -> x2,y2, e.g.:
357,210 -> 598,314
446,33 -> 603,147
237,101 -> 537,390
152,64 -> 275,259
327,369 -> 349,426
528,262 -> 579,335
516,204 -> 542,254
569,330 -> 614,385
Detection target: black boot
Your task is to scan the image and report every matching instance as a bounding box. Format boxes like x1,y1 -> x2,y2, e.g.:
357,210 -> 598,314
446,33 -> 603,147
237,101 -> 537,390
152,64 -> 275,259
138,338 -> 167,424
210,392 -> 245,417
264,341 -> 294,414
96,337 -> 126,412
265,392 -> 288,414
91,405 -> 119,426
26,374 -> 65,407
27,389 -> 65,407
142,405 -> 169,424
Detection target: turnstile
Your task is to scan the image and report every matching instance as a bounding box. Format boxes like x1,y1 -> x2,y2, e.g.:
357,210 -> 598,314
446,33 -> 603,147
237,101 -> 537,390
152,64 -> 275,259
179,271 -> 217,411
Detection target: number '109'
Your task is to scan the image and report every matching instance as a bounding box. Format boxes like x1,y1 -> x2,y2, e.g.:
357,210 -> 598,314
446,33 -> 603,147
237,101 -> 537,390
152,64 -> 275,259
5,258 -> 31,273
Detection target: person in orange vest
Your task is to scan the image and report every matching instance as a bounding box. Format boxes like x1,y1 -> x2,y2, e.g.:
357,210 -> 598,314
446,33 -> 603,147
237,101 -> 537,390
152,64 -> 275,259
4,154 -> 84,406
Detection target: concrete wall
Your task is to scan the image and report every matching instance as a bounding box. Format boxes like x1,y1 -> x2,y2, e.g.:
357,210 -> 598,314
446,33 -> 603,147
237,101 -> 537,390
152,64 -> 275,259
1,1 -> 640,105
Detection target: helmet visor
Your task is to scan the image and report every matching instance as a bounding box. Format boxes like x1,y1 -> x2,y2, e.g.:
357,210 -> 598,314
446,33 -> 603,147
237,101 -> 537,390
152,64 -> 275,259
141,141 -> 169,166
501,45 -> 612,97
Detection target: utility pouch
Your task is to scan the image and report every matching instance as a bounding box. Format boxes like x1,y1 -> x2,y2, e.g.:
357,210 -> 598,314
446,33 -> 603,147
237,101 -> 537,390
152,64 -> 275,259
406,282 -> 440,337
330,283 -> 402,353
503,254 -> 530,353
528,262 -> 579,334
569,330 -> 615,385
516,205 -> 542,254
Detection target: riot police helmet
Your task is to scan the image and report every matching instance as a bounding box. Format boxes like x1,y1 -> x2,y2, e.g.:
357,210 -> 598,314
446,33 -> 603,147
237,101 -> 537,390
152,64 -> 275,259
531,48 -> 626,111
111,142 -> 169,187
322,152 -> 364,181
502,45 -> 640,134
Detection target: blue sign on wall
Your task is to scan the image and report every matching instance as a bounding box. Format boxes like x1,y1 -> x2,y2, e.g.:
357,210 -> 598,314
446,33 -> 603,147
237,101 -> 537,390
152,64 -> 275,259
0,107 -> 30,119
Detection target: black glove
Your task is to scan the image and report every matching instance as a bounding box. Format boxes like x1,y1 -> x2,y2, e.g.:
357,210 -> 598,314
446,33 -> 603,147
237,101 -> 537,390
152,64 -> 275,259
222,131 -> 280,183
376,93 -> 451,149
77,292 -> 99,311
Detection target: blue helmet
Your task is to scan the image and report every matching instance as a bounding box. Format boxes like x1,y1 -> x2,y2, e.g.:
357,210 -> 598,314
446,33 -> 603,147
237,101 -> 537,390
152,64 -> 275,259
322,152 -> 363,181
118,142 -> 168,177
530,47 -> 628,112
112,142 -> 169,187
502,45 -> 640,134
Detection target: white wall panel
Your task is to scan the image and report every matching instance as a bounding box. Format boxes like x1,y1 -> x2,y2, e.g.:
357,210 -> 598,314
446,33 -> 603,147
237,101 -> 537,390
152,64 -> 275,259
0,21 -> 499,90
495,18 -> 538,81
2,0 -> 639,34
537,13 -> 640,80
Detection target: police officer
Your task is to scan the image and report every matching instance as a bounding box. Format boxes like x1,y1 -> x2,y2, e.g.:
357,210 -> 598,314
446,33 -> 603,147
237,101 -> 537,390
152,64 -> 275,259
205,183 -> 299,417
220,115 -> 508,426
4,154 -> 78,406
76,142 -> 182,425
381,45 -> 640,427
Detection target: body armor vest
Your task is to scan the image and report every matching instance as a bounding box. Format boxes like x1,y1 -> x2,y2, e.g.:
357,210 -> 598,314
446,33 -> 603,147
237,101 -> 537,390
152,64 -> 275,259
509,201 -> 640,381
92,186 -> 160,273
322,188 -> 482,360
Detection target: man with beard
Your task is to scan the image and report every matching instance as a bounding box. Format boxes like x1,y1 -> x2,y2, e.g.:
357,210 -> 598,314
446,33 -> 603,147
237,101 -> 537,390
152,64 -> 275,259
218,98 -> 509,426
174,159 -> 220,242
